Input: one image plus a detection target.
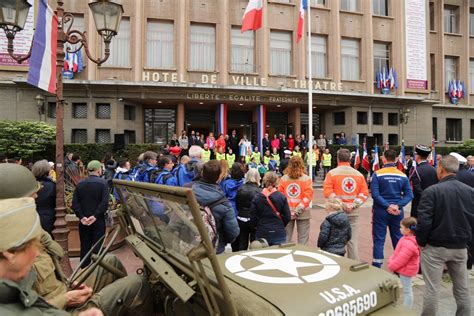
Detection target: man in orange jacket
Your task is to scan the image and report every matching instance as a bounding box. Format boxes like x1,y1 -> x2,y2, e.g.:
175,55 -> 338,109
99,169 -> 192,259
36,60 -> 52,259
323,148 -> 369,260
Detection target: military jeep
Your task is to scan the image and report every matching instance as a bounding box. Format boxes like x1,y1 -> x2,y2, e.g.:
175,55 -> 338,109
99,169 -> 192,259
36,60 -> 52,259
113,179 -> 411,315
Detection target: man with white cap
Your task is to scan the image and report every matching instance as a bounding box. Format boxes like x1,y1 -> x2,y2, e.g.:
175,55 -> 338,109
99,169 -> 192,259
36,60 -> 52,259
279,149 -> 292,175
408,144 -> 438,218
0,197 -> 102,315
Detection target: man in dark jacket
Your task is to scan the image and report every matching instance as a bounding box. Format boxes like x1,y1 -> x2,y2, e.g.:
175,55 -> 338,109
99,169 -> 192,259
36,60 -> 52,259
192,160 -> 239,254
229,130 -> 240,158
416,155 -> 474,316
261,133 -> 271,154
408,144 -> 438,217
72,160 -> 110,268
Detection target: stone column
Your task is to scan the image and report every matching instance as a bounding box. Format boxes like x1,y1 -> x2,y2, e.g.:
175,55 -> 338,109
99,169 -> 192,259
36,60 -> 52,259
177,0 -> 187,80
133,0 -> 144,82
176,103 -> 185,135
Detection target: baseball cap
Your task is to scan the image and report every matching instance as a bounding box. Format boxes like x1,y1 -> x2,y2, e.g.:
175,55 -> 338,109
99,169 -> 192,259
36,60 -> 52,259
87,160 -> 102,171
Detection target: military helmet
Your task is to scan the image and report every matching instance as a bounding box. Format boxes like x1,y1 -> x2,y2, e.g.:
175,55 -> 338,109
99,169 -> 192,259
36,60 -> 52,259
0,163 -> 41,199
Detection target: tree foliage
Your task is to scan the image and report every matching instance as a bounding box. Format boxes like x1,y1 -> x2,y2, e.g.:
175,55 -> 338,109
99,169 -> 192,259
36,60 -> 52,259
0,120 -> 56,158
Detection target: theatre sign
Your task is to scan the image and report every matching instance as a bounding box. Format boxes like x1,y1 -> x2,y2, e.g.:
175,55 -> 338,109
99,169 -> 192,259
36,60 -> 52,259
142,71 -> 343,92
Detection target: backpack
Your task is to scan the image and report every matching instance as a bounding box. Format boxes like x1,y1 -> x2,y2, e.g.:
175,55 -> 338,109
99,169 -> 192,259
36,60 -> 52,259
196,197 -> 227,249
268,159 -> 277,171
149,169 -> 173,185
136,165 -> 156,183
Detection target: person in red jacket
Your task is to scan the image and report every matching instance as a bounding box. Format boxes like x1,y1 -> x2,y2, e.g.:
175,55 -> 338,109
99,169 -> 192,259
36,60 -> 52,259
388,217 -> 420,309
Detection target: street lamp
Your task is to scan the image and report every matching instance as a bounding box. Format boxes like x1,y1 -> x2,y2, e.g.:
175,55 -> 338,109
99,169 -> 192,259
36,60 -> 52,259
399,108 -> 411,124
35,94 -> 45,117
0,0 -> 123,274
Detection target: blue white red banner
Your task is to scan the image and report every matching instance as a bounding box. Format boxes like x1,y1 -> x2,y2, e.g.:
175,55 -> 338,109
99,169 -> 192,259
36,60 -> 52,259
297,0 -> 308,43
257,104 -> 266,155
27,0 -> 57,94
217,104 -> 227,136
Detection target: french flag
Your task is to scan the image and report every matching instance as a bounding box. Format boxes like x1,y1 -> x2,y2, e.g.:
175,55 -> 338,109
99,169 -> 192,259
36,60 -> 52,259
217,104 -> 227,136
354,146 -> 361,170
297,0 -> 308,43
372,145 -> 380,172
257,105 -> 266,155
361,140 -> 370,172
242,0 -> 263,33
27,0 -> 57,94
397,141 -> 407,171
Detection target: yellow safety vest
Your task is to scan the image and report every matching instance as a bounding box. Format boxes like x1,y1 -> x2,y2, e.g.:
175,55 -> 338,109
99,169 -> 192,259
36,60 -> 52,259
292,151 -> 302,158
245,154 -> 252,164
226,154 -> 236,168
305,151 -> 318,166
216,152 -> 226,161
271,153 -> 280,165
263,156 -> 271,166
322,153 -> 332,167
202,149 -> 211,162
251,152 -> 261,165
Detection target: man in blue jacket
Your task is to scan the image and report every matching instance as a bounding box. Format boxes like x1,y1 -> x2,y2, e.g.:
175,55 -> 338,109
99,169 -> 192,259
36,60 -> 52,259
176,145 -> 202,186
371,149 -> 414,268
192,160 -> 239,254
152,156 -> 178,186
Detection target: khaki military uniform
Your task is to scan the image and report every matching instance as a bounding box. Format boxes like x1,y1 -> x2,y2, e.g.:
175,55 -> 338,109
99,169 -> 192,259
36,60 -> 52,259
33,233 -> 153,315
0,271 -> 69,315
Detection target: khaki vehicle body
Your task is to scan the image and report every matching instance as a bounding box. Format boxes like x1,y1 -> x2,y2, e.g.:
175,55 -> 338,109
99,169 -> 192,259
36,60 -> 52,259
113,179 -> 412,315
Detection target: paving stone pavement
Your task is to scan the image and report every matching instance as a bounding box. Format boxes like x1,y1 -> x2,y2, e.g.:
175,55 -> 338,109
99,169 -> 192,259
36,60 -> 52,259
70,186 -> 474,314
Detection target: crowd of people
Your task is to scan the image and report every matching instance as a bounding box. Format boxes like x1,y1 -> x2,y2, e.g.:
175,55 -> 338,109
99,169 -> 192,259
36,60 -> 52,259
0,134 -> 474,314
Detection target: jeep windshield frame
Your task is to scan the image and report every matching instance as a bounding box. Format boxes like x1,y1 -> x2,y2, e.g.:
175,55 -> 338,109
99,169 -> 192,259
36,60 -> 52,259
113,179 -> 237,315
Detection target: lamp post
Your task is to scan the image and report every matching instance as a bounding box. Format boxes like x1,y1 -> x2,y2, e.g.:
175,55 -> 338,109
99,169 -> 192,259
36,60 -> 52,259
399,108 -> 411,145
0,0 -> 123,275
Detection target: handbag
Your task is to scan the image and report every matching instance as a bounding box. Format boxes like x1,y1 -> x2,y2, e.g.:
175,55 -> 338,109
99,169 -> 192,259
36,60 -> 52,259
264,194 -> 284,222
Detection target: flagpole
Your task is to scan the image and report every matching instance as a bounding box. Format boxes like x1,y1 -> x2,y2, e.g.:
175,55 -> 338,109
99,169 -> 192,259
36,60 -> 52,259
307,1 -> 313,183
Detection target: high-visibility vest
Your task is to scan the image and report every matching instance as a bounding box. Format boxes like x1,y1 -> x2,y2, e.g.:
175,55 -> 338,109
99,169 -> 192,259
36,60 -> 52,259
305,151 -> 318,166
271,153 -> 280,165
216,152 -> 226,161
251,152 -> 261,165
202,150 -> 211,162
245,154 -> 252,164
226,153 -> 236,168
292,151 -> 302,158
263,156 -> 271,166
322,153 -> 332,167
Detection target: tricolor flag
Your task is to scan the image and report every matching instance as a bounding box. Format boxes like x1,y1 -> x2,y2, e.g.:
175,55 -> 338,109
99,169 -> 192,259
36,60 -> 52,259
429,139 -> 437,167
27,0 -> 58,94
361,140 -> 370,172
257,105 -> 266,155
397,141 -> 407,171
242,0 -> 263,33
297,0 -> 308,43
217,104 -> 227,136
372,145 -> 380,172
354,146 -> 361,170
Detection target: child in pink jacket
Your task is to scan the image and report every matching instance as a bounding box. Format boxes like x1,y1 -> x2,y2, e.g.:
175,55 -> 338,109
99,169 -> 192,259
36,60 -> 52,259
388,217 -> 420,309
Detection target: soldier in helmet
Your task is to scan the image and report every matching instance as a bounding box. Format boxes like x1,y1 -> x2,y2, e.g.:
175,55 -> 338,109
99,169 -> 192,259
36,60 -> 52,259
408,145 -> 438,218
0,163 -> 154,315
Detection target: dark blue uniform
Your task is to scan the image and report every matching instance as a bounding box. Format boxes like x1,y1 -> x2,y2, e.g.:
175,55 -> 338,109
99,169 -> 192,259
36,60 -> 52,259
408,161 -> 438,218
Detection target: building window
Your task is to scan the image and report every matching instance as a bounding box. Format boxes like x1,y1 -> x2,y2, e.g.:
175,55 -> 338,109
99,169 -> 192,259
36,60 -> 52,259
444,56 -> 458,91
71,129 -> 87,144
311,0 -> 326,6
124,105 -> 136,121
145,108 -> 176,145
388,134 -> 398,145
429,2 -> 435,31
96,103 -> 111,119
104,18 -> 130,67
311,35 -> 327,78
470,59 -> 474,93
231,26 -> 255,73
373,42 -> 390,79
47,102 -> 56,119
95,129 -> 111,144
430,54 -> 436,91
189,23 -> 215,71
470,9 -> 474,36
340,0 -> 359,11
373,112 -> 383,125
124,130 -> 136,144
146,20 -> 174,69
373,134 -> 384,146
388,113 -> 398,125
270,30 -> 292,76
341,38 -> 360,80
334,112 -> 345,125
444,6 -> 459,34
72,103 -> 87,119
357,111 -> 368,125
446,118 -> 462,141
373,0 -> 389,16
432,117 -> 438,140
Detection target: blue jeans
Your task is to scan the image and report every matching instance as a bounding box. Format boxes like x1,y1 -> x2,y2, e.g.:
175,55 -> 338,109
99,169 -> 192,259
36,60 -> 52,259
400,275 -> 413,309
372,207 -> 403,267
261,234 -> 287,246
